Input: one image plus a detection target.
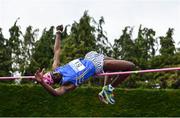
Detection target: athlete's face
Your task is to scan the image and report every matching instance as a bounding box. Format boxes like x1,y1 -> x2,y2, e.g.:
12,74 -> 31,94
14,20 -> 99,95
42,72 -> 54,85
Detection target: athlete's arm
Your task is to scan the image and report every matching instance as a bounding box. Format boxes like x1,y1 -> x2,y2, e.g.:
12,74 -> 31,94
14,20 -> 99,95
41,82 -> 76,96
54,84 -> 76,96
35,69 -> 76,96
52,25 -> 63,70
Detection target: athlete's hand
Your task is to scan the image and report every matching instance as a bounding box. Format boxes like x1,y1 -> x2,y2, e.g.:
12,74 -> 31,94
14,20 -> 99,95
56,25 -> 63,33
34,69 -> 45,83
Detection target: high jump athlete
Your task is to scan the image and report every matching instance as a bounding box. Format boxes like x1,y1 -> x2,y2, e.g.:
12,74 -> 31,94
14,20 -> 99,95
34,25 -> 135,104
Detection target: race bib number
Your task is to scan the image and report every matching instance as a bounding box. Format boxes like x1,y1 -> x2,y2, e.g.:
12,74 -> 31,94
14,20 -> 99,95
69,59 -> 85,73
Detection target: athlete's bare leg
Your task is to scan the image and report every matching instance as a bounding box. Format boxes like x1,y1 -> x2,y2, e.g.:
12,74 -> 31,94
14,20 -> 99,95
103,59 -> 135,87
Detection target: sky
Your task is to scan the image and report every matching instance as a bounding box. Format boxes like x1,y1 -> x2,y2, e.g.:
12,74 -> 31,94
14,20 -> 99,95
0,0 -> 180,46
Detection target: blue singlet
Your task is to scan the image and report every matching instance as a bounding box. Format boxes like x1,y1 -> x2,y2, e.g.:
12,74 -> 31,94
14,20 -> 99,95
54,58 -> 96,86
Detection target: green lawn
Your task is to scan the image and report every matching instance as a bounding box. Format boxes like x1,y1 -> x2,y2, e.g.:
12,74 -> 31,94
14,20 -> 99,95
0,84 -> 180,117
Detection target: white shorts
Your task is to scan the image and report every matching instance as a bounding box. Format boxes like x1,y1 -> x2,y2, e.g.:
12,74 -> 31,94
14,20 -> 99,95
84,51 -> 104,74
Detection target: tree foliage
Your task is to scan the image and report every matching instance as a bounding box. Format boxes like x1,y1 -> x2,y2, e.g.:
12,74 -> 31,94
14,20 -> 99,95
61,11 -> 97,63
8,18 -> 22,73
95,16 -> 113,57
160,28 -> 175,56
0,28 -> 11,76
113,26 -> 135,61
26,26 -> 54,74
21,26 -> 39,75
134,25 -> 156,69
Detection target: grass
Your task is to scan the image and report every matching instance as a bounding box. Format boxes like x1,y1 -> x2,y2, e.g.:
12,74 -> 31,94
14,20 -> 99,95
0,84 -> 180,117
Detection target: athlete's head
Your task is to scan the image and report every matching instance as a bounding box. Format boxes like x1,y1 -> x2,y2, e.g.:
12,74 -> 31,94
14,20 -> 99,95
42,71 -> 62,85
43,72 -> 54,85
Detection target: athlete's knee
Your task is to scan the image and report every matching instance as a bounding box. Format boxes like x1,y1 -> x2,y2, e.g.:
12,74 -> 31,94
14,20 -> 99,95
127,61 -> 135,71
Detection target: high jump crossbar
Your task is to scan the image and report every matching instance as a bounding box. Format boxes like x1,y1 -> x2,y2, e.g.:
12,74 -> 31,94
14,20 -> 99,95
0,67 -> 180,80
0,76 -> 35,80
97,67 -> 180,76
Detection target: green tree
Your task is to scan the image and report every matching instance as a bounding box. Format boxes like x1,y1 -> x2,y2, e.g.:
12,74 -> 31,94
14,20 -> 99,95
159,28 -> 175,56
0,28 -> 11,76
154,28 -> 176,67
27,26 -> 54,74
95,16 -> 113,56
113,26 -> 135,61
134,25 -> 156,69
21,26 -> 39,75
61,11 -> 97,63
8,18 -> 22,73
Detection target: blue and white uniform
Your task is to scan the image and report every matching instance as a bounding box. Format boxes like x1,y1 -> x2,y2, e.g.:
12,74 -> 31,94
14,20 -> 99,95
53,51 -> 104,86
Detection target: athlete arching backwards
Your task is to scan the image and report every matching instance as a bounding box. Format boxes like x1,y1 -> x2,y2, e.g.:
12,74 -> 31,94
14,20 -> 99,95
35,25 -> 135,104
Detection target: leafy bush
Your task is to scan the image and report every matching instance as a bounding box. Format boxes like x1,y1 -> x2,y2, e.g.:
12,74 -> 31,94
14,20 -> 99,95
0,84 -> 180,117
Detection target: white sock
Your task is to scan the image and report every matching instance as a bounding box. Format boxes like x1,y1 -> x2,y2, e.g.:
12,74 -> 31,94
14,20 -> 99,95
108,84 -> 115,91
